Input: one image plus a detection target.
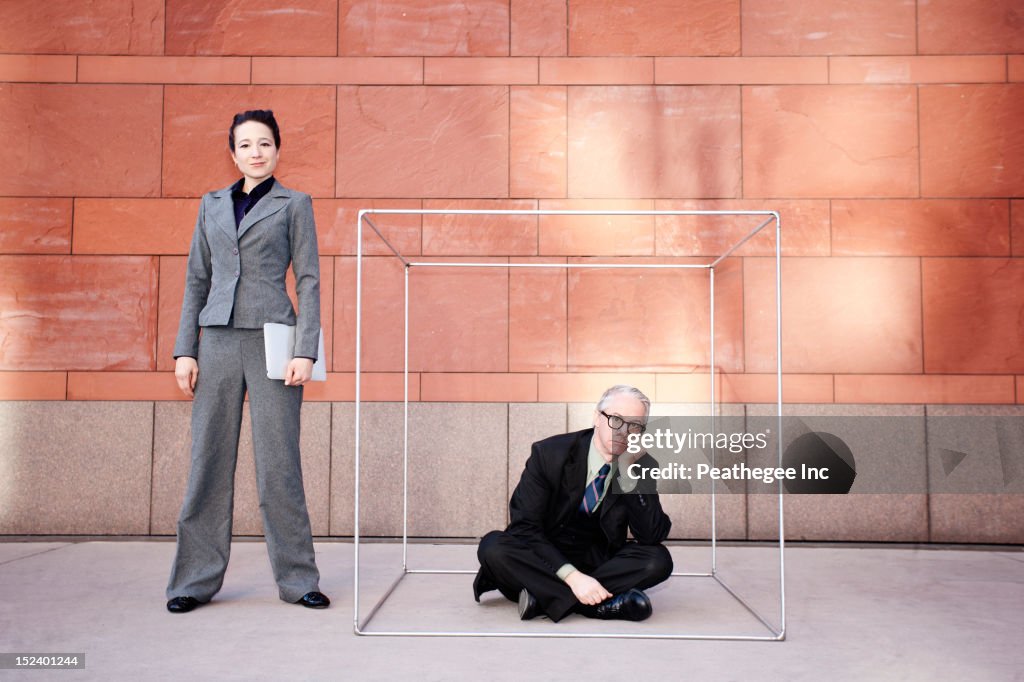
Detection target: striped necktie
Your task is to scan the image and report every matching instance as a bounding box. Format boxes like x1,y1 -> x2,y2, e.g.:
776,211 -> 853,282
580,463 -> 611,515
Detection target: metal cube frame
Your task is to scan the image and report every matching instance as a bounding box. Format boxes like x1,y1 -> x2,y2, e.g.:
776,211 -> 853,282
354,208 -> 785,640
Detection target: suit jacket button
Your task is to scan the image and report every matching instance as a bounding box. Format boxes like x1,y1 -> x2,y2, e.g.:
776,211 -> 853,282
232,248 -> 238,255
234,270 -> 240,277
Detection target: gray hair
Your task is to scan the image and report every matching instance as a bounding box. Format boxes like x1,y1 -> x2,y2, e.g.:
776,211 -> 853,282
596,385 -> 650,417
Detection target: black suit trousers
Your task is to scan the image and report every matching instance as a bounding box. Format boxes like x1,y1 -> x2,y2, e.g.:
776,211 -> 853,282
476,530 -> 673,622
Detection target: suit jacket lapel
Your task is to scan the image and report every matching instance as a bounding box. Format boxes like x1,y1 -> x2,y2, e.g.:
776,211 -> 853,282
237,182 -> 289,240
207,187 -> 237,242
561,429 -> 592,518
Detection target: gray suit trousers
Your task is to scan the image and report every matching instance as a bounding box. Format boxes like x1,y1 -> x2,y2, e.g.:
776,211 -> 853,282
167,327 -> 320,603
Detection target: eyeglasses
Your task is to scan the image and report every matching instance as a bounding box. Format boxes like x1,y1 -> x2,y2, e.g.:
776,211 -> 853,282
601,411 -> 646,434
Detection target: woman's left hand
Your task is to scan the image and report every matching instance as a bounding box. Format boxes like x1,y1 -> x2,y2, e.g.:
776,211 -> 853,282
284,357 -> 314,386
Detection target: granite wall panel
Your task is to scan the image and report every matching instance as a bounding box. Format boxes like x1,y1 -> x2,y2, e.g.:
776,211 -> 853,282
743,85 -> 918,198
0,0 -> 164,55
332,402 -> 507,537
570,0 -> 740,57
0,256 -> 158,371
2,84 -> 163,198
511,0 -> 567,57
920,85 -> 1024,198
339,0 -> 509,57
0,199 -> 72,255
923,258 -> 1024,374
336,85 -> 509,198
747,404 -> 929,542
742,0 -> 916,56
0,402 -> 153,534
0,400 -> 1016,542
166,0 -> 337,56
926,405 -> 1024,544
568,85 -> 741,199
919,0 -> 1024,55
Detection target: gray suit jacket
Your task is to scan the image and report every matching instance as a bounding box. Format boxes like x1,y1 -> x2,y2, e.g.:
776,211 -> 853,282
173,180 -> 321,360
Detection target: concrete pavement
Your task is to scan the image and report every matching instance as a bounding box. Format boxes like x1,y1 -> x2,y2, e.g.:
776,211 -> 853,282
0,540 -> 1021,681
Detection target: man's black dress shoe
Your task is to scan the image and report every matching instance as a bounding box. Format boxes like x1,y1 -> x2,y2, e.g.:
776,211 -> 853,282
295,591 -> 330,609
577,589 -> 652,621
473,572 -> 498,602
518,589 -> 541,620
166,596 -> 201,613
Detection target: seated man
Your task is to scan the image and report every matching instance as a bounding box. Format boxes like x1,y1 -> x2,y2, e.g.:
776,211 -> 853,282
474,385 -> 672,622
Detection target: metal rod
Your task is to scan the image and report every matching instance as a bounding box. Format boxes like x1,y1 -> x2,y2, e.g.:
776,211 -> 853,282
353,210 -> 366,631
363,215 -> 410,266
354,630 -> 783,641
407,262 -> 710,269
356,570 -> 409,633
713,573 -> 783,638
402,265 -> 410,571
774,212 -> 787,638
709,266 -> 717,576
361,209 -> 779,217
709,216 -> 776,269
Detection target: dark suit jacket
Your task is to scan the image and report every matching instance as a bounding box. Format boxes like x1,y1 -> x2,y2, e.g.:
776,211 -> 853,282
173,180 -> 321,360
505,428 -> 671,573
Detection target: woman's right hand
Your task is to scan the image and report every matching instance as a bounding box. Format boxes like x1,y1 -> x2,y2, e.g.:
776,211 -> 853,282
175,357 -> 199,398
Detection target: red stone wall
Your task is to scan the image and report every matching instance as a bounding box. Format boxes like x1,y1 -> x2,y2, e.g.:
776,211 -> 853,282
2,0 -> 1023,406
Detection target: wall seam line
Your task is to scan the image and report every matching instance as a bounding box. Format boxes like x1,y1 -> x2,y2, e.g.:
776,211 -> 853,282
744,403 -> 750,540
148,401 -> 156,535
159,84 -> 165,198
332,85 -> 338,198
326,401 -> 333,536
923,404 -> 931,542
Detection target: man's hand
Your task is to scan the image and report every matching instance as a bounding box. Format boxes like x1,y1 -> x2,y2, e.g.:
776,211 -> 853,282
284,357 -> 314,386
616,447 -> 644,468
564,570 -> 612,606
174,357 -> 199,398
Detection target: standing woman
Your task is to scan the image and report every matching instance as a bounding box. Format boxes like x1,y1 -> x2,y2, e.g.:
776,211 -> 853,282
166,110 -> 329,613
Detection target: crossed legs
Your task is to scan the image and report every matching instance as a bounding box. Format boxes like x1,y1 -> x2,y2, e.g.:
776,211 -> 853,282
476,530 -> 672,621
